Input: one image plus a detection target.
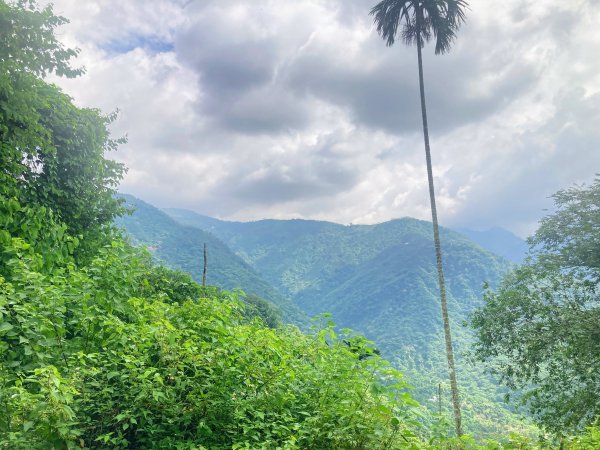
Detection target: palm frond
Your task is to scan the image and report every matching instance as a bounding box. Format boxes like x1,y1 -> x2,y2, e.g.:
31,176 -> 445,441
370,0 -> 413,47
429,0 -> 469,54
370,0 -> 469,54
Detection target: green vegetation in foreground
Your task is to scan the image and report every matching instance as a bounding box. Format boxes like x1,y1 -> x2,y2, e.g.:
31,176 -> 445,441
0,238 -> 427,449
1,0 -> 599,448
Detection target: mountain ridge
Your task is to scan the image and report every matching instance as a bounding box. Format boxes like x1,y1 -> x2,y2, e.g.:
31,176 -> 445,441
120,196 -> 533,435
453,226 -> 528,263
116,194 -> 308,326
165,207 -> 526,264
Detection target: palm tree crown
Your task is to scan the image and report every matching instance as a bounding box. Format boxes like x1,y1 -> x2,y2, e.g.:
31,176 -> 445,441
370,0 -> 467,53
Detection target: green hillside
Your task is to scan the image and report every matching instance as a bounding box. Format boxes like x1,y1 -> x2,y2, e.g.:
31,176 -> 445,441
115,195 -> 307,326
453,227 -> 528,263
289,220 -> 508,356
162,208 -> 534,435
128,202 -> 524,430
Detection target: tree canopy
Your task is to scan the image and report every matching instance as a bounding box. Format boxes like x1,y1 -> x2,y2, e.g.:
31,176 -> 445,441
471,177 -> 600,433
370,0 -> 468,53
0,0 -> 125,264
529,177 -> 600,278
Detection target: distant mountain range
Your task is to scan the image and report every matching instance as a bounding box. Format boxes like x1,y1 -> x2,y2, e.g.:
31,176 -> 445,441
452,227 -> 528,263
163,207 -> 511,351
116,195 -> 533,435
115,195 -> 308,326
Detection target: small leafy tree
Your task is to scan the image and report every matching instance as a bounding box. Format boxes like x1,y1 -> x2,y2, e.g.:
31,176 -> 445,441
471,177 -> 600,433
0,0 -> 125,263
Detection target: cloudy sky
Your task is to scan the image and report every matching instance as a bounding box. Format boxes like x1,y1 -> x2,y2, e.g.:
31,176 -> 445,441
44,0 -> 600,236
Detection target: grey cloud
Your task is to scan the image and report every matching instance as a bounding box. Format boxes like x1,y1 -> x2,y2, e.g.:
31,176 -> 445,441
210,86 -> 309,134
131,0 -> 600,232
448,88 -> 600,236
511,1 -> 579,41
175,3 -> 311,134
179,37 -> 276,97
551,88 -> 600,133
211,139 -> 361,209
446,168 -> 557,237
448,161 -> 597,239
285,27 -> 537,135
328,0 -> 375,26
223,166 -> 357,205
48,0 -> 600,236
174,0 -> 539,136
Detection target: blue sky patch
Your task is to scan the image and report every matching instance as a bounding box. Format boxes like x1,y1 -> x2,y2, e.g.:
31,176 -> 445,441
101,35 -> 174,55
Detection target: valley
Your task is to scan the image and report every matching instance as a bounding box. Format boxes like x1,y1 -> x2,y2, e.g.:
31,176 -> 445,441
118,195 -> 534,436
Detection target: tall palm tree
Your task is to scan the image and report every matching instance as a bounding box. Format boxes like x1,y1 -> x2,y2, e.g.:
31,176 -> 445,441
370,0 -> 468,437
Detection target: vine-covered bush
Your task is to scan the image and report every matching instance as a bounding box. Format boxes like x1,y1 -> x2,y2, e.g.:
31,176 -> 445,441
0,237 -> 425,449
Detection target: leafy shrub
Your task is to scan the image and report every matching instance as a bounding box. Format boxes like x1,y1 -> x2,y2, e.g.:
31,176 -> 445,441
0,237 -> 425,449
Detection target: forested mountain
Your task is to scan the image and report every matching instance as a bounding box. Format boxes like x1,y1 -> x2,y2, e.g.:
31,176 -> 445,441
157,206 -> 530,434
116,195 -> 308,326
164,208 -> 509,317
453,227 -> 528,263
163,209 -> 508,351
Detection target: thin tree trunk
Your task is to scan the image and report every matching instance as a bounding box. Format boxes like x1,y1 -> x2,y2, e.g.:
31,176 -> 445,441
202,242 -> 207,287
416,18 -> 463,437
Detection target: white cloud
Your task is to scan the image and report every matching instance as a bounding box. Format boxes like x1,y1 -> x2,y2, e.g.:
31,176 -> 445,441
42,0 -> 600,237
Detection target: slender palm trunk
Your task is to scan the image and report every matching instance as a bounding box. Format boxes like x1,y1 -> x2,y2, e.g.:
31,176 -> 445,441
416,24 -> 463,437
202,242 -> 207,287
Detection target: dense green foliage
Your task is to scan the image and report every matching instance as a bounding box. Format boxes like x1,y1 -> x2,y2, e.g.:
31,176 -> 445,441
471,178 -> 600,433
134,264 -> 282,328
0,0 -> 81,78
2,234 -> 595,448
529,178 -> 600,277
117,195 -> 307,327
0,238 -> 429,449
160,208 -> 530,436
0,1 -> 125,265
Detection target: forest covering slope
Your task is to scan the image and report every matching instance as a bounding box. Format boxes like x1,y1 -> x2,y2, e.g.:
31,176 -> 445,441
119,200 -> 530,434
116,195 -> 308,326
163,208 -> 508,343
452,227 -> 528,263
